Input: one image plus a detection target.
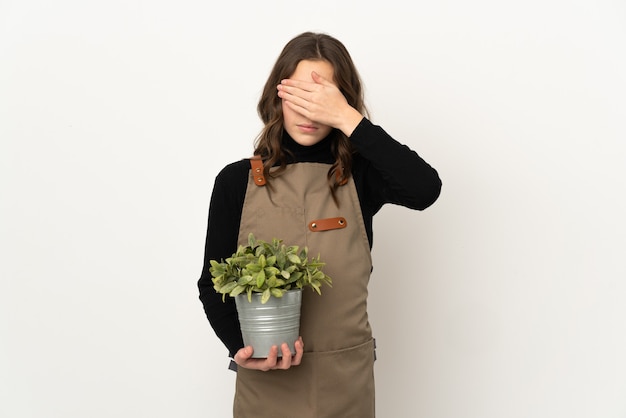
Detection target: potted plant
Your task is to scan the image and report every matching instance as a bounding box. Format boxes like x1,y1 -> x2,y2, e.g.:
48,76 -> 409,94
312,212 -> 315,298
209,233 -> 332,358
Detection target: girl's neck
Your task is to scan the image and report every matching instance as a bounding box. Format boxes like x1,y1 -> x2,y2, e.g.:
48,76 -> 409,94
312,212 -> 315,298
282,130 -> 335,164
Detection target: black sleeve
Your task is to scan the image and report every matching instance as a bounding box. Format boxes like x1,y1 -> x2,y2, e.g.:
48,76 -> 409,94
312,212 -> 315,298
197,160 -> 249,357
350,118 -> 442,214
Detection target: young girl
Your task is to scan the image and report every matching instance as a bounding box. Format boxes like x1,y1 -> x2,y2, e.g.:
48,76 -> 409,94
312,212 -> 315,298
198,32 -> 441,417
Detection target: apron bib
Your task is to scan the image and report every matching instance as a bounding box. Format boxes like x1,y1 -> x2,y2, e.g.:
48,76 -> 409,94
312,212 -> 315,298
233,162 -> 376,418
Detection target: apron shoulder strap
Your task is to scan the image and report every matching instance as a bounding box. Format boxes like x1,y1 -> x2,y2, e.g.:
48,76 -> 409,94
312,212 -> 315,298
249,156 -> 266,187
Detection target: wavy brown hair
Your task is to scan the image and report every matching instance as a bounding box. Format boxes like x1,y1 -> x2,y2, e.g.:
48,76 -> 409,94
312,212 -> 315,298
254,32 -> 368,203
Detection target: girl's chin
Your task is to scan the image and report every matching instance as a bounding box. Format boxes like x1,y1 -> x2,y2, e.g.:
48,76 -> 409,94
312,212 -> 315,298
291,136 -> 325,146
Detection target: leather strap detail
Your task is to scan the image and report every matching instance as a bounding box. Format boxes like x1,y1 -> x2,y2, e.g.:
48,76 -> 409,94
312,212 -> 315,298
335,167 -> 348,186
308,217 -> 347,232
250,157 -> 266,186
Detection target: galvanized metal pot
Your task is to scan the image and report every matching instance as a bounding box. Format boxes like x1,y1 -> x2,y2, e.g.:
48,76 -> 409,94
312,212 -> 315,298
235,289 -> 302,358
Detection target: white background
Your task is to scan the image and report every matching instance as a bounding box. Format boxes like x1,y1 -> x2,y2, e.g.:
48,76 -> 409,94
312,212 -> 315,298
1,1 -> 625,417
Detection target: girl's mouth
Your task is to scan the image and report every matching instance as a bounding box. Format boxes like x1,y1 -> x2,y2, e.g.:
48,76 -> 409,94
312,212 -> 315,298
297,124 -> 318,133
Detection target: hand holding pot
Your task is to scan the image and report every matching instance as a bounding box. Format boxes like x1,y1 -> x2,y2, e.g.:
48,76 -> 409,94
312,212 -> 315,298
234,337 -> 304,371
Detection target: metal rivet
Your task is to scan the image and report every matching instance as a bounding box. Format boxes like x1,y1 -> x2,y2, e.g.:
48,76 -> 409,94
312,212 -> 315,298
338,219 -> 345,225
256,177 -> 263,182
255,168 -> 261,173
311,223 -> 317,228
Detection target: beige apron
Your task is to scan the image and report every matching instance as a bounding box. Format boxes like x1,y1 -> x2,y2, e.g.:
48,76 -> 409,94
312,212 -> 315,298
233,162 -> 376,418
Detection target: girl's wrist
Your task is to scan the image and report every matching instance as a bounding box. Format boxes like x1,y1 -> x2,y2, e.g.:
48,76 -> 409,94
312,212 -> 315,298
338,107 -> 364,137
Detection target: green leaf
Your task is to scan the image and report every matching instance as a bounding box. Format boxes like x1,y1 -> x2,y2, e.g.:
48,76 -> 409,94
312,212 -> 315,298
270,288 -> 284,298
289,271 -> 302,283
231,284 -> 247,297
261,288 -> 271,304
267,275 -> 277,287
311,281 -> 321,295
246,263 -> 261,273
279,253 -> 288,267
287,254 -> 301,264
220,281 -> 238,295
265,266 -> 280,276
259,254 -> 266,268
238,275 -> 253,285
256,269 -> 266,288
211,275 -> 224,285
232,256 -> 249,265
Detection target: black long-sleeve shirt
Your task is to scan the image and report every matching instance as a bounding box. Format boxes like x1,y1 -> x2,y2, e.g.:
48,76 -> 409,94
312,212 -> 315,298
198,118 -> 442,357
